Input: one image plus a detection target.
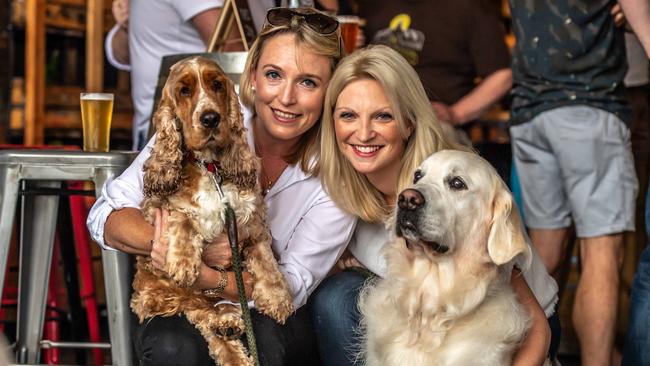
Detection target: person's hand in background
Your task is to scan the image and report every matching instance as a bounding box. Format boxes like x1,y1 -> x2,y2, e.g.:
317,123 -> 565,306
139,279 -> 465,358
112,0 -> 129,29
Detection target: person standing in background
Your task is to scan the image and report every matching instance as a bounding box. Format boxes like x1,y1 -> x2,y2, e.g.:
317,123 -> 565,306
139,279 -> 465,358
508,1 -> 650,365
105,0 -> 222,150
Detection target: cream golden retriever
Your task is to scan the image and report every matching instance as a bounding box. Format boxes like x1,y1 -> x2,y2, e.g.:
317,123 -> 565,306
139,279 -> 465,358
360,150 -> 535,366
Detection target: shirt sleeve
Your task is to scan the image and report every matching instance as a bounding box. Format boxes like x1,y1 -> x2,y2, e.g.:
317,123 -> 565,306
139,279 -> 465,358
86,137 -> 156,250
172,0 -> 224,22
515,242 -> 560,318
276,198 -> 357,309
104,24 -> 132,72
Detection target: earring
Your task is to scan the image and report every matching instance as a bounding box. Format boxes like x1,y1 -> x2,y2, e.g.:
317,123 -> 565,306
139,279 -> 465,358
251,86 -> 256,92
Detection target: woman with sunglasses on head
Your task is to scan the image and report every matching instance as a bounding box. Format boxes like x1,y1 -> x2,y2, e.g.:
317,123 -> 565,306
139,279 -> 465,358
309,45 -> 559,366
88,8 -> 354,366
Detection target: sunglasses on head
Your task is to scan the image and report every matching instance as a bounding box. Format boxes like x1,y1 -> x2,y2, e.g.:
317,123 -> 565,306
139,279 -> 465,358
265,7 -> 339,35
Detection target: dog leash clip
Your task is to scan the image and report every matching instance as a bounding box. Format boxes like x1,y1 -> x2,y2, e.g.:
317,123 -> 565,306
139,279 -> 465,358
198,161 -> 225,199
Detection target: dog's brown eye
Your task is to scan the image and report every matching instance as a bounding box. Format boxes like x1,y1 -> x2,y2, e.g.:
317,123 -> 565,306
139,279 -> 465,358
212,80 -> 223,91
180,86 -> 192,97
413,170 -> 423,184
448,177 -> 467,191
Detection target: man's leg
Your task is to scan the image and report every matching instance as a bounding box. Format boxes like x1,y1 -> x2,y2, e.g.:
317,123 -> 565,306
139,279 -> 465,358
573,234 -> 624,366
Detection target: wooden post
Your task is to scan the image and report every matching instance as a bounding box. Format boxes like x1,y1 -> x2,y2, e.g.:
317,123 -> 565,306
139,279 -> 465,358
24,0 -> 45,145
86,0 -> 104,93
0,0 -> 11,144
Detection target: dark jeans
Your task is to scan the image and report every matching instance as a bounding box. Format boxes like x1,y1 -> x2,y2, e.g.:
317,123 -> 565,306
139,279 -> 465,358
309,269 -> 369,366
309,268 -> 562,366
622,244 -> 650,366
134,306 -> 321,366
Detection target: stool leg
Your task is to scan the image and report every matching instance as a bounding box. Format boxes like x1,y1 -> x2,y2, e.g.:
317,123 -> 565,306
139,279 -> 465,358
94,171 -> 133,366
0,165 -> 20,303
69,182 -> 103,366
15,180 -> 60,364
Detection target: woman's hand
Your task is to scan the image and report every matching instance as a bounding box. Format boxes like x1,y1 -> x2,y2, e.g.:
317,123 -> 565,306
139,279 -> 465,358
150,208 -> 169,271
202,233 -> 232,269
611,3 -> 626,27
336,249 -> 365,270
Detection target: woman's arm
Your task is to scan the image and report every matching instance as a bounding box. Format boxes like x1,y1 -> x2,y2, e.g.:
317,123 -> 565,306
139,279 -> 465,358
511,268 -> 551,366
87,137 -> 152,251
276,197 -> 356,308
104,208 -> 153,255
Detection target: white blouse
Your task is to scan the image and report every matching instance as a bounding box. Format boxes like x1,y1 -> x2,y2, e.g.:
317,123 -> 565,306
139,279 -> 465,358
349,220 -> 559,317
86,111 -> 356,309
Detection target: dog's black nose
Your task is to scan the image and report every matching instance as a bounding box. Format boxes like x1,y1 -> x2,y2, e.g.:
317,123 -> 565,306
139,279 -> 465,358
398,189 -> 425,211
200,111 -> 221,128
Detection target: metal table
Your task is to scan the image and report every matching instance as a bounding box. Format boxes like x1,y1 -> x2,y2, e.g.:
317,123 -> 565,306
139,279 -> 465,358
0,150 -> 137,365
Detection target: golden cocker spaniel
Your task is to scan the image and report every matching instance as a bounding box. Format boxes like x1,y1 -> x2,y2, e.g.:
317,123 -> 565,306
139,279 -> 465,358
131,57 -> 293,366
361,150 -> 540,366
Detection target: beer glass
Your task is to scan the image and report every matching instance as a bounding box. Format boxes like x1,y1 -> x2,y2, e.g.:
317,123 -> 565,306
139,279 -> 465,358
338,15 -> 360,54
80,93 -> 114,152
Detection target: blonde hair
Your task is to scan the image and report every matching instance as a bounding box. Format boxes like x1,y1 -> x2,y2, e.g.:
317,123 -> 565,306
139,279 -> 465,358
240,8 -> 344,171
319,45 -> 458,223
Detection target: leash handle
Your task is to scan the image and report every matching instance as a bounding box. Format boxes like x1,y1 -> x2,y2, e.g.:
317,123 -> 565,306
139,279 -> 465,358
225,204 -> 260,366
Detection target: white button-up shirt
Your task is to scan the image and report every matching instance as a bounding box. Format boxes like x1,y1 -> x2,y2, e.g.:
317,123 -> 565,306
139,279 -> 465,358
87,111 -> 356,308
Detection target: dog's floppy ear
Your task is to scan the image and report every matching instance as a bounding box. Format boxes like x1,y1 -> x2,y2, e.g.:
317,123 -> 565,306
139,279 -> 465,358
220,84 -> 258,190
143,85 -> 183,198
487,187 -> 532,269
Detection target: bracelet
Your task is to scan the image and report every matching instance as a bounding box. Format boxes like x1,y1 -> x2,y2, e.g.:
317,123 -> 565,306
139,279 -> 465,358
203,268 -> 228,298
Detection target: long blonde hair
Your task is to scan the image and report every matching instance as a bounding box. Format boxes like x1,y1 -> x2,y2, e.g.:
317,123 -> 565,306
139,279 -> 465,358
239,8 -> 344,172
319,45 -> 458,223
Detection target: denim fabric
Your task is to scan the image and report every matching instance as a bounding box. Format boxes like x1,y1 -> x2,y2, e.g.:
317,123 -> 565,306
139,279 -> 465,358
621,181 -> 650,366
622,241 -> 650,365
309,269 -> 371,366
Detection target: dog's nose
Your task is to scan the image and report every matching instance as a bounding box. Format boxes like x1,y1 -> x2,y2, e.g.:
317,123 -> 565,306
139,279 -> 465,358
200,111 -> 221,128
398,189 -> 425,211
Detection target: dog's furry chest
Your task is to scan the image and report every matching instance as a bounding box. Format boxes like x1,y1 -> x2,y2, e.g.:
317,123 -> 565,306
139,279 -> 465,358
362,257 -> 530,366
156,166 -> 258,241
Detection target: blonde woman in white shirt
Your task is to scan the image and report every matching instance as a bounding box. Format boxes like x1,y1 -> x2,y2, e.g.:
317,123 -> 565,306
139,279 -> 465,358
88,8 -> 355,366
309,45 -> 559,366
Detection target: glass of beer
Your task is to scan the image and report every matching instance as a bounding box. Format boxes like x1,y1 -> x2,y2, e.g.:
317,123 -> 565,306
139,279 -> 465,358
338,15 -> 360,54
80,93 -> 114,152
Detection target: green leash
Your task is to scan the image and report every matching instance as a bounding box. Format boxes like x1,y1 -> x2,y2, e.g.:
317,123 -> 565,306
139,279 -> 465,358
225,204 -> 260,366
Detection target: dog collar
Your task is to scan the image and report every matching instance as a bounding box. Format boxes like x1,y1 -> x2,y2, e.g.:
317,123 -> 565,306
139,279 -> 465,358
185,152 -> 224,198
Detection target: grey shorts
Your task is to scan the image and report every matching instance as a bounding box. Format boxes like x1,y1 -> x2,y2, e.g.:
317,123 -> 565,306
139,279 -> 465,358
510,105 -> 638,238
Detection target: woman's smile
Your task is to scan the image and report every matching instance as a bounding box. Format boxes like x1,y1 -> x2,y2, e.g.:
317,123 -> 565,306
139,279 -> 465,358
271,107 -> 303,123
351,144 -> 383,157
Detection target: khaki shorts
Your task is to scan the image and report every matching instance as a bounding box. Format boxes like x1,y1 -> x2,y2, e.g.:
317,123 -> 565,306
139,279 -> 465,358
510,105 -> 638,238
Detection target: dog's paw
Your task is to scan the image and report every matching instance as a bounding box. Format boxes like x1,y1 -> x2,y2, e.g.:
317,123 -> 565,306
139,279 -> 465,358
254,292 -> 294,324
213,304 -> 245,340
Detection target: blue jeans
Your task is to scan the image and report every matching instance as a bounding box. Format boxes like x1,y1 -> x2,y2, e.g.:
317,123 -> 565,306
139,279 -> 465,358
622,244 -> 650,365
309,269 -> 370,366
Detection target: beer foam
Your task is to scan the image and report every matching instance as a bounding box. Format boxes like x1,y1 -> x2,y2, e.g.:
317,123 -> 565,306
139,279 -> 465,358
81,93 -> 114,101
